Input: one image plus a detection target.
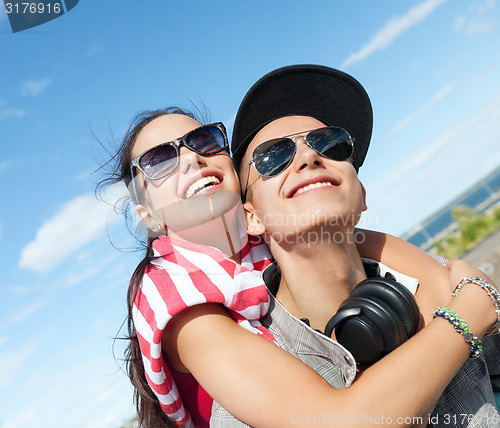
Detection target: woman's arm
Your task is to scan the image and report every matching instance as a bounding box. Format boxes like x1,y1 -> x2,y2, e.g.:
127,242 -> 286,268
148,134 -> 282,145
164,263 -> 497,427
355,228 -> 452,324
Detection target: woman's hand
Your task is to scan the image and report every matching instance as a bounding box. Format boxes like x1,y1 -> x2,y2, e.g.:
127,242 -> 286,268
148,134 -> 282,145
446,260 -> 497,337
446,259 -> 495,291
445,259 -> 498,337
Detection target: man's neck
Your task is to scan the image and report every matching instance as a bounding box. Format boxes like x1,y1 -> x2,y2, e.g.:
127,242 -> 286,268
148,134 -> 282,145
271,229 -> 367,332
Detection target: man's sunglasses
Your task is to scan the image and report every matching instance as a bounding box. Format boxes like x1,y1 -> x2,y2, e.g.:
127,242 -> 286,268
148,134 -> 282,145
131,122 -> 228,180
243,125 -> 354,199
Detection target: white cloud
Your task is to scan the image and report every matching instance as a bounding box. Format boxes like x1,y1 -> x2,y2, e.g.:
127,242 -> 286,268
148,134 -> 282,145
477,0 -> 496,14
94,386 -> 115,405
0,336 -> 8,348
455,0 -> 496,36
471,64 -> 496,86
21,77 -> 52,97
454,15 -> 467,30
18,183 -> 127,273
464,18 -> 495,36
366,91 -> 500,235
341,0 -> 448,68
0,98 -> 26,120
0,160 -> 11,172
77,169 -> 91,181
62,265 -> 99,288
0,4 -> 7,27
225,110 -> 237,137
5,300 -> 44,327
8,284 -> 38,295
0,341 -> 37,392
87,43 -> 103,56
1,350 -> 135,428
391,84 -> 455,135
0,107 -> 26,120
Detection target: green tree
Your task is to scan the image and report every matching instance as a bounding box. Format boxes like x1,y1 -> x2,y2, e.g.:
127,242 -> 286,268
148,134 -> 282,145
433,203 -> 500,258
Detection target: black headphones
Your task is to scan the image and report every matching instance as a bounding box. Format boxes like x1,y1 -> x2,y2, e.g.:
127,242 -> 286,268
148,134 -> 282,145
323,275 -> 420,365
263,260 -> 421,366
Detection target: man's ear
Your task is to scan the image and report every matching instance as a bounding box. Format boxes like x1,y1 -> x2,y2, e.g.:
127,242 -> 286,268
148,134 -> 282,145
135,204 -> 164,232
360,181 -> 368,212
243,201 -> 266,236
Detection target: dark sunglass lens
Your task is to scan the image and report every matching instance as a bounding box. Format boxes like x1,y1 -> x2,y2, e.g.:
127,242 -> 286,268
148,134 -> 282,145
253,138 -> 295,177
140,144 -> 178,178
309,127 -> 353,161
187,126 -> 226,154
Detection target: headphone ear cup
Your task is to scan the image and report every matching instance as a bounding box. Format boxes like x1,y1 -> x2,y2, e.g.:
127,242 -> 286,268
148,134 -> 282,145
349,296 -> 407,351
332,296 -> 406,365
351,278 -> 420,338
333,306 -> 384,366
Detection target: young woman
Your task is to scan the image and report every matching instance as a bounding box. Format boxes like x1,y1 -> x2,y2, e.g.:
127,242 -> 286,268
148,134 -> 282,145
102,79 -> 499,426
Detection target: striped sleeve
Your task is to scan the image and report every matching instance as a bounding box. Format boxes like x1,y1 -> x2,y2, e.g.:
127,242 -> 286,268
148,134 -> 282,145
133,234 -> 274,425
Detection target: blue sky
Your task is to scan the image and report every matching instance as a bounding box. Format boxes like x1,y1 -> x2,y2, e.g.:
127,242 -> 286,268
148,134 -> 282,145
1,1 -> 499,427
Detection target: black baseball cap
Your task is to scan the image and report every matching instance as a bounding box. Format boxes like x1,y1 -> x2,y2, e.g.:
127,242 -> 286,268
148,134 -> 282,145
231,64 -> 373,172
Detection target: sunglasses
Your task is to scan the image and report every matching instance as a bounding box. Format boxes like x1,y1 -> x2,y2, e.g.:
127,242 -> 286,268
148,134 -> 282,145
131,122 -> 228,180
242,125 -> 354,199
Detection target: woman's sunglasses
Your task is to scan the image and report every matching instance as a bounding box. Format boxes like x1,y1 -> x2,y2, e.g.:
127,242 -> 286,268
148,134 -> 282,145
131,122 -> 228,180
242,125 -> 354,199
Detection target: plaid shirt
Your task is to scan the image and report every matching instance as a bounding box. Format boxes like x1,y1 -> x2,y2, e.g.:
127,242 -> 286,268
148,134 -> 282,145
211,264 -> 500,428
484,334 -> 500,392
211,293 -> 358,427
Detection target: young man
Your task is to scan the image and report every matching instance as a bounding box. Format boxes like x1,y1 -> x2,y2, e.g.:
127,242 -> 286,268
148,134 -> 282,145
228,64 -> 500,427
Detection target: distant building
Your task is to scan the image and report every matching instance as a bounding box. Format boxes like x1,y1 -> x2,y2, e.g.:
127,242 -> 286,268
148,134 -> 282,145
402,165 -> 500,252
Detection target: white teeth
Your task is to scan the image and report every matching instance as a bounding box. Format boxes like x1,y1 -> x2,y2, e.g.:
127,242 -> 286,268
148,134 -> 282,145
185,176 -> 221,199
295,182 -> 332,195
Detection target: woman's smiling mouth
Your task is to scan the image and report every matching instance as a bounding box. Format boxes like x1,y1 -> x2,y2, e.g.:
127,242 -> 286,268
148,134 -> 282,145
184,175 -> 221,199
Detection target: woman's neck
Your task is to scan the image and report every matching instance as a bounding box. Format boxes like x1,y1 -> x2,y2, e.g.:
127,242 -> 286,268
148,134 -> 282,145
271,228 -> 367,332
168,203 -> 243,264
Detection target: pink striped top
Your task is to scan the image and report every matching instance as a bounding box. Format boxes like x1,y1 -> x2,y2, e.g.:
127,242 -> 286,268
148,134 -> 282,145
133,232 -> 273,427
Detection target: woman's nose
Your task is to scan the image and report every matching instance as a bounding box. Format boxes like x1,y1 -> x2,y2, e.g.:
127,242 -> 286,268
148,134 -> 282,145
178,146 -> 205,174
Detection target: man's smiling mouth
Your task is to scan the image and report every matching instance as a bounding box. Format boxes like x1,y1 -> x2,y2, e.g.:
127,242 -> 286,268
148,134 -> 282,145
294,181 -> 334,196
288,177 -> 341,198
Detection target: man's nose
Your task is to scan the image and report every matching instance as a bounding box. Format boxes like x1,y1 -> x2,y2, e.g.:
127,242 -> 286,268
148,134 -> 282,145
292,138 -> 323,171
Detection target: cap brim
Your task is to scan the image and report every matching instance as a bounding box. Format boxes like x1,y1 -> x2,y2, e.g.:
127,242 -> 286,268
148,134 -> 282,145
231,64 -> 373,171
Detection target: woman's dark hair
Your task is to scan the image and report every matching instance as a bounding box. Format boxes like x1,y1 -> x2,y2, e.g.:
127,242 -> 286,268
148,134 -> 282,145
97,107 -> 201,428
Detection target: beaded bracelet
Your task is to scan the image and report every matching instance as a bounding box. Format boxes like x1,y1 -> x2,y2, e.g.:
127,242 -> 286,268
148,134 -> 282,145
452,277 -> 500,336
433,307 -> 482,358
